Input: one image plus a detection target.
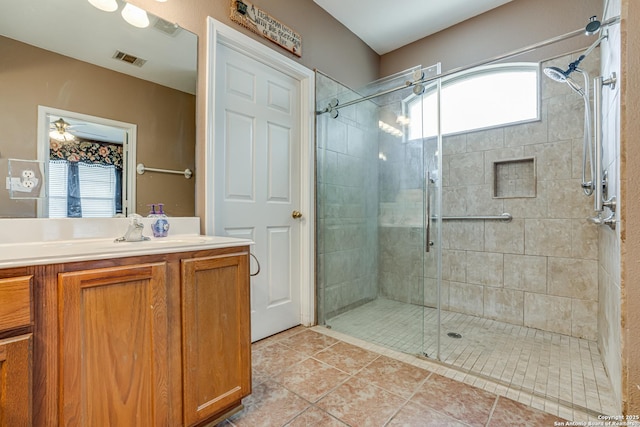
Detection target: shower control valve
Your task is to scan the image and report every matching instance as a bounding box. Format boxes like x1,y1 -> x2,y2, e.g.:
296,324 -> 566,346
603,196 -> 616,212
588,213 -> 616,230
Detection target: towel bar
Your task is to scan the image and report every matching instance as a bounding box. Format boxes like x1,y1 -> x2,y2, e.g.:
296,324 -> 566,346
136,163 -> 193,179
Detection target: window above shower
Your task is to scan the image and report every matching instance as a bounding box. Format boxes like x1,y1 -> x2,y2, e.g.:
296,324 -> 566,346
406,63 -> 540,140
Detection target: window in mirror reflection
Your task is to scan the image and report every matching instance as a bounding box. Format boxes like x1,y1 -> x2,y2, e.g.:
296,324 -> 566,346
48,141 -> 123,217
38,107 -> 137,218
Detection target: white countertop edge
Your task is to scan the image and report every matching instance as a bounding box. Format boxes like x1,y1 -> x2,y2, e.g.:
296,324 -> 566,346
0,217 -> 202,244
0,235 -> 254,269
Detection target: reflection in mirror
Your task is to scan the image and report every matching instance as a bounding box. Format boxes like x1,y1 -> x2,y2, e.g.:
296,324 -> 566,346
38,106 -> 137,218
0,0 -> 197,218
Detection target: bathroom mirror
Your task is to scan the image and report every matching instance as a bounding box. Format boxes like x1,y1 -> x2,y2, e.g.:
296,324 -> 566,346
0,0 -> 197,218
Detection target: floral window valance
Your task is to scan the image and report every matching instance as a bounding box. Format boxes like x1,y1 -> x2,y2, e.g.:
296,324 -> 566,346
50,138 -> 123,170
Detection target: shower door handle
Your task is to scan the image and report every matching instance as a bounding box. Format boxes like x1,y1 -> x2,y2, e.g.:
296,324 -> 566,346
424,169 -> 431,253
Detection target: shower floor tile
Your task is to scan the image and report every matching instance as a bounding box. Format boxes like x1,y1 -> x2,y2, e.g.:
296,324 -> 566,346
324,297 -> 617,419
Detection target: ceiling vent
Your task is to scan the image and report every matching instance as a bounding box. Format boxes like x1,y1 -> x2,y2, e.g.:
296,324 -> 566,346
153,17 -> 181,37
112,50 -> 147,67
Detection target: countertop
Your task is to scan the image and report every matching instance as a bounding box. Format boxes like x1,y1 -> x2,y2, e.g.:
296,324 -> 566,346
0,217 -> 252,269
0,234 -> 252,269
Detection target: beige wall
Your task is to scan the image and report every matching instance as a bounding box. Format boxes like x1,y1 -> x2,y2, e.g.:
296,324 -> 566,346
621,0 -> 640,416
380,0 -> 602,77
131,0 -> 380,88
0,36 -> 196,217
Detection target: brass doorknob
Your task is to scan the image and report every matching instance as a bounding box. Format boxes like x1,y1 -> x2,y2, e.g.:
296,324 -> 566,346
292,210 -> 303,219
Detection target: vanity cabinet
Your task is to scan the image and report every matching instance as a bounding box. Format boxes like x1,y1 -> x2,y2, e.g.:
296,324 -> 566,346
181,253 -> 251,426
20,245 -> 251,427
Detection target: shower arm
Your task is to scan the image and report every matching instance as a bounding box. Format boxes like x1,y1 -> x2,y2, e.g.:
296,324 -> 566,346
567,31 -> 608,75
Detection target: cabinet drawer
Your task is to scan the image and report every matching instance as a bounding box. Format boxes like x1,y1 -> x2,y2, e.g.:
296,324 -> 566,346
0,276 -> 33,332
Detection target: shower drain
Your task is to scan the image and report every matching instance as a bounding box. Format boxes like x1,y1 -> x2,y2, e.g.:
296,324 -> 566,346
447,332 -> 462,339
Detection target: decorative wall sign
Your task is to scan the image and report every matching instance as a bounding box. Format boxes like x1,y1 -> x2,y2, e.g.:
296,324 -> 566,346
230,0 -> 302,57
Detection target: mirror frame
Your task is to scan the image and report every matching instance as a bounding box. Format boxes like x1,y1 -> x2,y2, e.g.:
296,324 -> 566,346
36,105 -> 137,217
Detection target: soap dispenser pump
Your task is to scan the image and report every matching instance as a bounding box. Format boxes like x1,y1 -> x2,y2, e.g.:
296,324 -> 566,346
151,203 -> 170,237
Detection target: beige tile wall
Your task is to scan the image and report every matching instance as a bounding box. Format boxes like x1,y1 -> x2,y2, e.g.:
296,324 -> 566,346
379,51 -> 601,341
442,50 -> 599,340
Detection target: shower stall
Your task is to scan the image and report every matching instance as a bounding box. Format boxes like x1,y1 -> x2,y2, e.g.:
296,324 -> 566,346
316,13 -> 620,417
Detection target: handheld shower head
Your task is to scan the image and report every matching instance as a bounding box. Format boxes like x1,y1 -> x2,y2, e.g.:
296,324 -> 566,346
543,66 -> 585,96
543,66 -> 567,82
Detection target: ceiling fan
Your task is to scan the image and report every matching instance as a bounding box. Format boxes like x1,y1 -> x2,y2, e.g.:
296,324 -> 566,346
49,118 -> 78,142
49,115 -> 126,144
49,117 -> 104,143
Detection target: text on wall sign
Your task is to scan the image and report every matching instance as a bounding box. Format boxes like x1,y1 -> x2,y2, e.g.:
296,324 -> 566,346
230,0 -> 302,57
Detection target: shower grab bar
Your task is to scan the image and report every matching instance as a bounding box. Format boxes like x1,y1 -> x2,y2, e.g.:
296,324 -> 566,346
435,213 -> 513,222
594,76 -> 604,212
592,73 -> 617,212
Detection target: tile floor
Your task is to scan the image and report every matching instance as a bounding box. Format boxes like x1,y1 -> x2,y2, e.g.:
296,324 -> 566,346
326,298 -> 617,418
221,326 -> 572,427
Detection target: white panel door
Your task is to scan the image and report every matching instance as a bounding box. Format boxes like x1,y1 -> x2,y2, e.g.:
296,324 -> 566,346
214,43 -> 301,342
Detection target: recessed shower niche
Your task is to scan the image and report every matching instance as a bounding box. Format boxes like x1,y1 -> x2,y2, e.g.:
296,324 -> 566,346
492,157 -> 536,198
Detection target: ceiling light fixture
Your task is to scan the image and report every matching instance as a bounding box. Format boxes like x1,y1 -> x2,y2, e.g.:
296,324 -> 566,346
121,3 -> 150,28
87,0 -> 118,12
49,118 -> 76,142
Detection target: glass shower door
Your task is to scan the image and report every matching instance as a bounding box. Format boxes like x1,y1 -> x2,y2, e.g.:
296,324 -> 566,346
376,74 -> 427,355
405,65 -> 443,359
316,66 -> 443,358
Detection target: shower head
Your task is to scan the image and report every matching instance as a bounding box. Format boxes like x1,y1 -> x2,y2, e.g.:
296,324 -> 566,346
543,66 -> 585,96
585,16 -> 601,35
543,66 -> 567,82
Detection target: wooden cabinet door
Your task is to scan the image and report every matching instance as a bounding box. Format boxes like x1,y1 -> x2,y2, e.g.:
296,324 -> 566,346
0,275 -> 33,333
0,334 -> 32,427
181,252 -> 251,426
58,263 -> 169,426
